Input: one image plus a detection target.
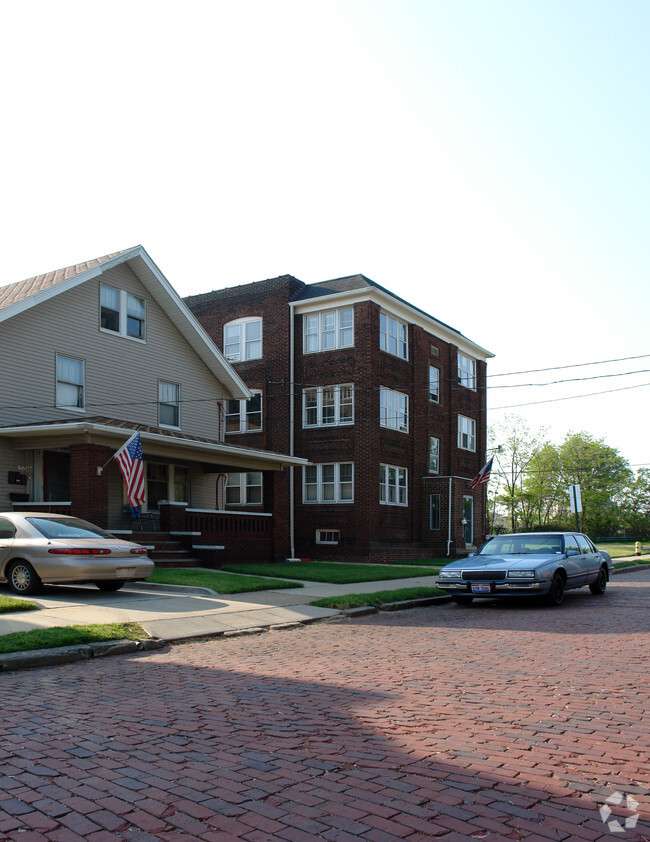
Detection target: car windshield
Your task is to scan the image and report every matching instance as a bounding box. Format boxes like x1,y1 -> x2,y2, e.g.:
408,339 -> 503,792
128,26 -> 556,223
477,535 -> 564,555
26,517 -> 114,540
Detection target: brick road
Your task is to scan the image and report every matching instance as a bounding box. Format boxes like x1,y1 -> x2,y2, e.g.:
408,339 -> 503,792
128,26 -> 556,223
0,571 -> 648,841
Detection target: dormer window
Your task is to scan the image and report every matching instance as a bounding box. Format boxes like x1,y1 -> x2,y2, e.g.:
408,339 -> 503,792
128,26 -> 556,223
224,318 -> 262,362
100,285 -> 146,340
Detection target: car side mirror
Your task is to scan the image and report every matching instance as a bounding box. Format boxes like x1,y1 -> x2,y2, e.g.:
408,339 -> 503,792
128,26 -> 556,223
566,548 -> 580,556
466,551 -> 475,557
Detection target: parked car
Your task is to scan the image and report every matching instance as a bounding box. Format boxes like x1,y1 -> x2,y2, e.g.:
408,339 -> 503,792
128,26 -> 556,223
437,532 -> 613,606
0,512 -> 154,595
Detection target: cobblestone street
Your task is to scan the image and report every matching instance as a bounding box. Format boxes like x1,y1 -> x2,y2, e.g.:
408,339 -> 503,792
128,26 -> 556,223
0,570 -> 648,841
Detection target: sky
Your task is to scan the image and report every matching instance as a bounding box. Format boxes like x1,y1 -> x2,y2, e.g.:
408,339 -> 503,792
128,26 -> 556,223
1,0 -> 648,469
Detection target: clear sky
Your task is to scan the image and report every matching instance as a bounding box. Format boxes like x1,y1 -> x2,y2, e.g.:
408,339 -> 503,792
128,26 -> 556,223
1,0 -> 648,468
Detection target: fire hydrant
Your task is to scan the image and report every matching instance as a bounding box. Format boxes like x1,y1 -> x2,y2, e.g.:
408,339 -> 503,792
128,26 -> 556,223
635,541 -> 642,556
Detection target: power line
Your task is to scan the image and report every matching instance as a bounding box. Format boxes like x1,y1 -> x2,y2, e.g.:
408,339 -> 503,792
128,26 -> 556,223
487,353 -> 650,378
490,380 -> 650,411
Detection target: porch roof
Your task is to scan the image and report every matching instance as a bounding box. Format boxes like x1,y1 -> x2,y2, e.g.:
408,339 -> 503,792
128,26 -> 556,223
0,416 -> 309,472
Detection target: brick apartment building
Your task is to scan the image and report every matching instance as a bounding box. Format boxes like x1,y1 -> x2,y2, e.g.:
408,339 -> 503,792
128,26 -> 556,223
186,274 -> 493,560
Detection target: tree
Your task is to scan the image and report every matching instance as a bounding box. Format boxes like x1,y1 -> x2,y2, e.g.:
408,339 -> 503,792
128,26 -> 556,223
619,468 -> 650,536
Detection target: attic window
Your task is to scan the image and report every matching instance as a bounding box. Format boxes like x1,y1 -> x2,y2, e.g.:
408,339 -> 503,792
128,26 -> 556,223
100,285 -> 146,341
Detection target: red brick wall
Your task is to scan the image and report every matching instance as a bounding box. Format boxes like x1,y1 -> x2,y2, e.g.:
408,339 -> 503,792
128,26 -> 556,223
69,444 -> 112,526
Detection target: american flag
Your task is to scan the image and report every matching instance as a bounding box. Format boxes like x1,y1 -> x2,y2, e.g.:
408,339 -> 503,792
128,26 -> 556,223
115,432 -> 146,507
468,457 -> 494,490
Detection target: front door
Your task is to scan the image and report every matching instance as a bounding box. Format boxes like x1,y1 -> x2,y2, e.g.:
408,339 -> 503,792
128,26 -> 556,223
463,495 -> 474,546
44,451 -> 70,502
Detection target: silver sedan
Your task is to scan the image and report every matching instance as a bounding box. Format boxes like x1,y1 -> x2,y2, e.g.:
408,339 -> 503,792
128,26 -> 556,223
0,512 -> 154,596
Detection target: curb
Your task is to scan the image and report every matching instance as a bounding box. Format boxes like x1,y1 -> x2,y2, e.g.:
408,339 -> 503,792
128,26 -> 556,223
0,637 -> 166,673
612,563 -> 650,574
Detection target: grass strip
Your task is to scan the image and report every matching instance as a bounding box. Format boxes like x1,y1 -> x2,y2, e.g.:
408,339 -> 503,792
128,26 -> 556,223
147,567 -> 301,593
223,562 -> 440,584
0,622 -> 146,655
0,595 -> 40,613
311,586 -> 446,610
613,559 -> 650,569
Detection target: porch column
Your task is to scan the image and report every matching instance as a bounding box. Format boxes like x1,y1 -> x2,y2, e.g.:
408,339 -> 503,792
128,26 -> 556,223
69,444 -> 111,527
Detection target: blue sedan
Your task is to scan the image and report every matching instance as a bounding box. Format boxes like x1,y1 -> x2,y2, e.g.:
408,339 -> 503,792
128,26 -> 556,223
437,532 -> 614,606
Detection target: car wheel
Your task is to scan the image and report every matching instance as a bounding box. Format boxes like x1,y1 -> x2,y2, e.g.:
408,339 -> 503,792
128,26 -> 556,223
589,566 -> 608,595
94,581 -> 125,592
7,560 -> 43,596
546,573 -> 565,606
451,595 -> 474,605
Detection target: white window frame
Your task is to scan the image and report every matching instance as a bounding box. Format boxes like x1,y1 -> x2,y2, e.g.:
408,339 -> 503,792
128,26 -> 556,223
223,318 -> 263,362
316,529 -> 340,545
457,415 -> 476,452
380,387 -> 408,433
303,384 -> 354,428
380,312 -> 408,359
100,284 -> 146,341
303,308 -> 354,354
56,354 -> 85,412
429,365 -> 440,403
379,464 -> 408,506
429,437 -> 440,473
303,463 -> 354,504
458,353 -> 476,390
226,472 -> 263,506
226,392 -> 262,433
158,381 -> 181,429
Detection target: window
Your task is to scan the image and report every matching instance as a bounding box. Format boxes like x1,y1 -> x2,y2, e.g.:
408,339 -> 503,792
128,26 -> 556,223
430,494 -> 441,530
380,313 -> 407,359
226,392 -> 262,433
303,308 -> 353,353
159,381 -> 180,428
56,355 -> 85,411
303,385 -> 353,427
380,464 -> 408,506
100,284 -> 146,340
458,353 -> 476,390
429,366 -> 440,403
457,415 -> 476,452
303,463 -> 353,503
316,529 -> 340,545
380,388 -> 408,432
224,318 -> 262,362
429,437 -> 440,473
226,472 -> 263,505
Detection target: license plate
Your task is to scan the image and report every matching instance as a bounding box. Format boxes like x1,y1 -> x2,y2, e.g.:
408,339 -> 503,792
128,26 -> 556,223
116,567 -> 136,577
471,583 -> 491,594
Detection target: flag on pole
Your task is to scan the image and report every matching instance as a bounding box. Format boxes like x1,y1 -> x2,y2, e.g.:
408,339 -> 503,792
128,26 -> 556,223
115,432 -> 146,507
469,456 -> 494,490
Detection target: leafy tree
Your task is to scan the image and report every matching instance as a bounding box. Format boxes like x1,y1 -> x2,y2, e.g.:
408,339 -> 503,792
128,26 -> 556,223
619,468 -> 650,536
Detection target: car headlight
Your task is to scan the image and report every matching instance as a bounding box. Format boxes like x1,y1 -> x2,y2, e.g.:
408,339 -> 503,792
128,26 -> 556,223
438,569 -> 461,579
507,570 -> 536,579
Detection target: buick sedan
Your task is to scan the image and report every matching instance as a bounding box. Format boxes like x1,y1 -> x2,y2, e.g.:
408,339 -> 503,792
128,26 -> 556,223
437,532 -> 613,606
0,512 -> 154,596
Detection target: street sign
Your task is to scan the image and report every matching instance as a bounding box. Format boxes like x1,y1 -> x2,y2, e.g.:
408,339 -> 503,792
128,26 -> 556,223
568,484 -> 582,513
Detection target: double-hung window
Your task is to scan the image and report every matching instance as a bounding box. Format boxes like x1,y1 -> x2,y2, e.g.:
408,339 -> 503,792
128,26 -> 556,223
226,392 -> 262,433
303,308 -> 353,353
56,355 -> 85,411
303,384 -> 353,427
429,366 -> 440,403
100,284 -> 146,340
226,472 -> 262,505
224,318 -> 262,362
303,463 -> 353,503
159,381 -> 180,428
458,353 -> 476,390
380,387 -> 408,432
457,415 -> 476,452
380,313 -> 407,359
380,464 -> 407,506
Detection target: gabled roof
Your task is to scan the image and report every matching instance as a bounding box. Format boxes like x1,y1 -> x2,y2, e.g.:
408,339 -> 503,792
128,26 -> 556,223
0,246 -> 251,399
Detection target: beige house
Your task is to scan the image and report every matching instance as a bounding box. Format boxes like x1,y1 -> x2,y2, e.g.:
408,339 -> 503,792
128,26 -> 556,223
0,246 -> 306,562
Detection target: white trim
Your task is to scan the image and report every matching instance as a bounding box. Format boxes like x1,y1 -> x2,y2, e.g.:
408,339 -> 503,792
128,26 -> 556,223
186,507 -> 273,517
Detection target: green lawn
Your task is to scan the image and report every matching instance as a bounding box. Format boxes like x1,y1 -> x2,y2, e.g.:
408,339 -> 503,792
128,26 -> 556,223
597,541 -> 648,559
147,567 -> 302,593
0,622 -> 146,655
0,595 -> 40,613
311,585 -> 446,610
222,561 -> 441,584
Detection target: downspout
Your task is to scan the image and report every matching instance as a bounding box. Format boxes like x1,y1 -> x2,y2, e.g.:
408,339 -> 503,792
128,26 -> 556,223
289,304 -> 296,560
447,476 -> 453,556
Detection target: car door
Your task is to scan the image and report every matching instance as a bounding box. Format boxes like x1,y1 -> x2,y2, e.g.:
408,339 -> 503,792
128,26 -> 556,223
0,516 -> 16,571
563,534 -> 587,588
576,534 -> 601,583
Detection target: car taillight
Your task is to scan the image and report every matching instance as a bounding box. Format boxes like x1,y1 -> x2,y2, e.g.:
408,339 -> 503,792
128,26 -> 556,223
48,548 -> 112,555
130,547 -> 148,555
